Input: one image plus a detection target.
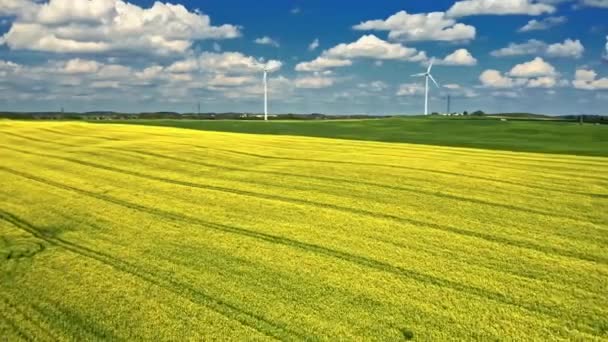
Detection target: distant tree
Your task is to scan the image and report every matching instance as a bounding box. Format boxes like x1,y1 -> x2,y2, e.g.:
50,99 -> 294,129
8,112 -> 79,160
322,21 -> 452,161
463,111 -> 469,116
471,110 -> 485,116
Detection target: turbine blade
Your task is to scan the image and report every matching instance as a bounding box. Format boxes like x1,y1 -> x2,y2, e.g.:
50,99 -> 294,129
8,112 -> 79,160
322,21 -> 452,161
267,65 -> 280,73
428,74 -> 440,88
411,73 -> 426,77
255,63 -> 266,71
427,58 -> 434,73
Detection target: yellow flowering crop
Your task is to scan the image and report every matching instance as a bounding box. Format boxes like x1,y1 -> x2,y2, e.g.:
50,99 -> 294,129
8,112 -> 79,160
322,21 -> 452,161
1,121 -> 606,340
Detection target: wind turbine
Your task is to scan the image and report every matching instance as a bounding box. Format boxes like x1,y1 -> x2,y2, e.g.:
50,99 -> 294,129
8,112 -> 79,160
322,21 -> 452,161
412,59 -> 440,115
258,62 -> 280,121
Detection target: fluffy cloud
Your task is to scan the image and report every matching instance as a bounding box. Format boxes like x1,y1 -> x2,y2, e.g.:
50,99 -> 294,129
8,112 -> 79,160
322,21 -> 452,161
491,39 -> 584,59
0,49 -> 293,105
353,11 -> 475,42
527,76 -> 558,88
0,60 -> 21,77
296,35 -> 427,72
324,35 -> 427,61
573,69 -> 608,90
491,90 -> 520,98
0,0 -> 240,55
254,36 -> 280,47
545,39 -> 585,58
357,81 -> 389,92
480,70 -> 522,88
0,0 -> 38,17
439,83 -> 479,97
220,75 -> 293,100
480,58 -> 561,89
580,0 -> 608,7
295,57 -> 352,72
447,0 -> 555,17
518,16 -> 566,32
207,74 -> 255,87
295,74 -> 335,88
396,83 -> 425,96
63,58 -> 101,74
508,57 -> 557,77
167,59 -> 199,73
491,39 -> 546,57
308,38 -> 320,51
436,49 -> 478,66
196,52 -> 282,74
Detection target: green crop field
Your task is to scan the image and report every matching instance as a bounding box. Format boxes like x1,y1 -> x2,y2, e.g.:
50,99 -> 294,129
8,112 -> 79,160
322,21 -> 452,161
1,120 -> 607,340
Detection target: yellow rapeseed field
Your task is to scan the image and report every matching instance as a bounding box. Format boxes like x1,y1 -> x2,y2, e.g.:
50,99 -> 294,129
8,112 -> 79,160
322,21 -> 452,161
1,121 -> 607,340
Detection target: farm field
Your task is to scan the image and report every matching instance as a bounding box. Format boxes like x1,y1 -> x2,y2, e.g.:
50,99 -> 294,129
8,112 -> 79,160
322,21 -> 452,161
95,117 -> 608,157
1,120 -> 607,340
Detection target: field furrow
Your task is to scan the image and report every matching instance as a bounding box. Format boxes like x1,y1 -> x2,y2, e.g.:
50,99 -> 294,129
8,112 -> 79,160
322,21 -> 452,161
1,121 -> 607,340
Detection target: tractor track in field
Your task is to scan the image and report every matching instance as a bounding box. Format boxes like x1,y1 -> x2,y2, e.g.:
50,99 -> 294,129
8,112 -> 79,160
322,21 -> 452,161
0,131 -> 74,148
3,132 -> 607,229
2,123 -> 607,339
152,140 -> 606,197
0,309 -> 34,342
3,129 -> 605,197
87,146 -> 607,234
0,169 -> 606,338
2,145 -> 607,258
33,127 -> 605,178
79,126 -> 608,168
0,209 -> 309,341
36,127 -> 122,141
0,290 -> 80,341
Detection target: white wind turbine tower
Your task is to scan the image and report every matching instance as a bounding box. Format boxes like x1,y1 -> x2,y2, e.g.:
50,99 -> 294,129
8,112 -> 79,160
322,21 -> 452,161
258,62 -> 280,121
412,59 -> 440,115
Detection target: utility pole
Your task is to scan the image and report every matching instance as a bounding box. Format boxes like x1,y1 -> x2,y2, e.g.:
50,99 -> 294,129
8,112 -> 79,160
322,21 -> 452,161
446,95 -> 451,115
197,102 -> 200,115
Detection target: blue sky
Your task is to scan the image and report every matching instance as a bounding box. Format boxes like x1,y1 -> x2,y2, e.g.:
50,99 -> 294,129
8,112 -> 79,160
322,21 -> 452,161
0,0 -> 607,115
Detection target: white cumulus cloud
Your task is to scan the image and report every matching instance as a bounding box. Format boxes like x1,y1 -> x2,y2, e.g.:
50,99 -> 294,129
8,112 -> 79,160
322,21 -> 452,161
396,83 -> 425,96
295,74 -> 335,89
580,0 -> 608,8
324,35 -> 427,61
573,68 -> 608,90
518,16 -> 566,32
63,58 -> 101,74
0,0 -> 240,55
308,38 -> 320,51
166,52 -> 282,76
527,76 -> 558,88
491,39 -> 584,59
295,35 -> 427,72
295,57 -> 352,72
436,48 -> 478,66
353,11 -> 475,42
447,0 -> 555,17
254,36 -> 280,47
0,0 -> 39,17
508,57 -> 557,77
546,39 -> 585,58
480,57 -> 564,89
480,70 -> 523,88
